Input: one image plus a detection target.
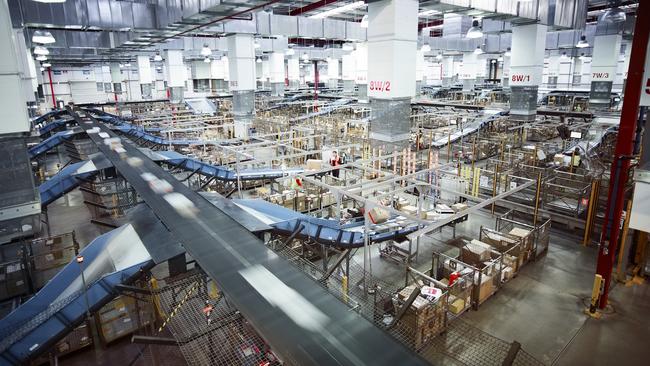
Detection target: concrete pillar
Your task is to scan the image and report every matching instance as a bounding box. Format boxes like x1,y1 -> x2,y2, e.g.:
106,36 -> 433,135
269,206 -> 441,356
211,58 -> 227,92
342,53 -> 355,93
327,57 -> 339,89
415,50 -> 424,95
0,1 -> 30,133
502,54 -> 511,87
509,24 -> 546,121
460,52 -> 477,92
164,50 -> 186,102
354,43 -> 368,101
227,34 -> 256,139
590,34 -> 622,108
269,52 -> 285,96
441,57 -> 454,87
367,0 -> 418,147
288,56 -> 299,90
137,55 -> 153,99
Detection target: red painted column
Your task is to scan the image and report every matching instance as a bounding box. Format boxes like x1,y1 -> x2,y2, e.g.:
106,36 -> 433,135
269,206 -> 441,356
314,60 -> 319,112
47,67 -> 56,107
596,1 -> 650,309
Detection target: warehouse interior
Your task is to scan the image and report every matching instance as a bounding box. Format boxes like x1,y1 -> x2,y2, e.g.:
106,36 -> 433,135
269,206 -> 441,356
0,0 -> 649,365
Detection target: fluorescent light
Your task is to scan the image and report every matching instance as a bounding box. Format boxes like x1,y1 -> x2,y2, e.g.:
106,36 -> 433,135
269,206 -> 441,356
360,15 -> 368,28
285,48 -> 295,56
504,47 -> 511,57
32,30 -> 55,44
33,46 -> 49,56
600,7 -> 626,24
342,43 -> 354,51
154,52 -> 163,62
474,45 -> 484,55
310,1 -> 365,19
203,57 -> 211,63
418,10 -> 441,17
124,62 -> 131,67
35,55 -> 47,61
576,35 -> 589,48
201,43 -> 211,57
421,44 -> 431,53
40,67 -> 44,71
33,0 -> 66,3
466,20 -> 483,39
42,62 -> 51,68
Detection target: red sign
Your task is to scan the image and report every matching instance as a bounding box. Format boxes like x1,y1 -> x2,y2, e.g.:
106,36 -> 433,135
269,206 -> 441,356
369,80 -> 391,92
511,74 -> 531,83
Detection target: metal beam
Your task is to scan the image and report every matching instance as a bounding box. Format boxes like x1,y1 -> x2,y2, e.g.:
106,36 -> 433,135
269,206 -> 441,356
288,0 -> 340,16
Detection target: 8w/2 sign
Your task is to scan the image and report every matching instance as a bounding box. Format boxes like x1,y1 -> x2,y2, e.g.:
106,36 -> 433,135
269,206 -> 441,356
369,80 -> 391,92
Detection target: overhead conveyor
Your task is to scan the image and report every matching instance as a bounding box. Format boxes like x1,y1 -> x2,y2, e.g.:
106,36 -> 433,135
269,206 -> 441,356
0,223 -> 158,366
38,160 -> 98,206
235,199 -> 419,249
28,129 -> 79,158
30,109 -> 68,126
289,98 -> 354,122
71,108 -> 428,365
431,110 -> 509,148
36,118 -> 70,136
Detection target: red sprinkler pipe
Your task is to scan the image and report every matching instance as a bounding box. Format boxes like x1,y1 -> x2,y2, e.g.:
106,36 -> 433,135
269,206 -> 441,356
314,60 -> 319,112
595,0 -> 650,309
47,67 -> 56,107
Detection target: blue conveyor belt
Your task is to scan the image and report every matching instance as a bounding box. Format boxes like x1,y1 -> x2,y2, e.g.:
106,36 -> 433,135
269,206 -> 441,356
39,161 -> 97,206
235,199 -> 419,248
37,119 -> 69,136
28,130 -> 77,158
0,225 -> 154,365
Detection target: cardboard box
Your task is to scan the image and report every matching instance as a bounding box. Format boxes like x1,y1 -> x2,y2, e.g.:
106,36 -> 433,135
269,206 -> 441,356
306,159 -> 322,171
462,240 -> 491,264
449,298 -> 465,314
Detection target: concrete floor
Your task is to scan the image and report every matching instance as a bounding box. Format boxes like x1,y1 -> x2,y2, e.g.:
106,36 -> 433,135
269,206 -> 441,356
356,210 -> 650,365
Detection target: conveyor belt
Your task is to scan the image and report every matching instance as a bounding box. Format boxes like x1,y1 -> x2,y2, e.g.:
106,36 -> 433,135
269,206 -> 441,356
28,129 -> 79,158
71,108 -> 428,365
431,110 -> 508,148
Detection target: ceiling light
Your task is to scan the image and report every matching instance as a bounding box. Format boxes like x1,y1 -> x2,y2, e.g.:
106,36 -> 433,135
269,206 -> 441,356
418,10 -> 441,17
466,20 -> 483,39
33,0 -> 66,3
35,55 -> 47,61
256,57 -> 262,63
342,43 -> 354,51
32,30 -> 55,44
39,67 -> 44,71
474,45 -> 484,55
436,53 -> 443,60
498,56 -> 504,62
579,53 -> 587,61
504,47 -> 511,57
560,52 -> 568,59
156,66 -> 162,70
124,62 -> 131,67
302,52 -> 309,61
360,15 -> 368,28
600,7 -> 626,24
254,41 -> 261,49
33,46 -> 49,56
42,62 -> 51,68
203,56 -> 211,63
154,52 -> 163,62
310,1 -> 366,19
285,48 -> 295,56
576,35 -> 589,48
421,44 -> 431,53
201,43 -> 211,57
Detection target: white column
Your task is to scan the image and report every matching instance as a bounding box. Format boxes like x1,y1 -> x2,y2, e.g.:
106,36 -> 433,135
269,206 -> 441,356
590,34 -> 622,107
137,55 -> 152,99
510,24 -> 547,120
441,57 -> 454,86
354,42 -> 368,101
227,34 -> 256,139
327,57 -> 339,89
415,50 -> 424,94
164,50 -> 186,102
287,56 -> 299,90
0,1 -> 31,133
269,52 -> 285,96
460,52 -> 477,92
342,53 -> 356,93
366,0 -> 418,145
502,54 -> 511,87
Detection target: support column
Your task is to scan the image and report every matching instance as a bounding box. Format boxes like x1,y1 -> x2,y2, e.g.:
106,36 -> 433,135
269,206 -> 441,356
137,55 -> 153,99
460,52 -> 477,92
211,58 -> 227,92
590,33 -> 622,109
164,50 -> 186,102
502,53 -> 511,87
227,34 -> 256,139
441,56 -> 454,87
342,53 -> 355,93
354,42 -> 368,102
367,0 -> 418,147
415,50 -> 424,95
327,57 -> 339,89
510,24 -> 546,121
287,56 -> 299,90
270,52 -> 285,96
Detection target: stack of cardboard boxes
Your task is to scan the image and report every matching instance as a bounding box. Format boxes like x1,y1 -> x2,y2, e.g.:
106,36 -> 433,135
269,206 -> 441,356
395,285 -> 446,349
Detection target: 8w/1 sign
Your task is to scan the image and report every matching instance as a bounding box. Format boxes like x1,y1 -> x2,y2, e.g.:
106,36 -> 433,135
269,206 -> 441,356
369,80 -> 391,92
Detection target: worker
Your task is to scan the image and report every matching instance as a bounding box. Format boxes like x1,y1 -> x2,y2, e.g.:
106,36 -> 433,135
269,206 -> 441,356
572,147 -> 581,168
330,150 -> 341,178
